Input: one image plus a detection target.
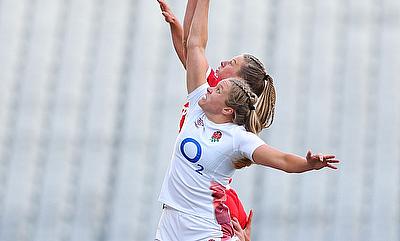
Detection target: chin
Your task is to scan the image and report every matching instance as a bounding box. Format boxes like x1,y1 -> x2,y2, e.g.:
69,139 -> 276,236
199,101 -> 211,113
198,99 -> 206,108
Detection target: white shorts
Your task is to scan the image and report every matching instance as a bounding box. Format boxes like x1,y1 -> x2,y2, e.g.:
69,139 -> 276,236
155,205 -> 235,241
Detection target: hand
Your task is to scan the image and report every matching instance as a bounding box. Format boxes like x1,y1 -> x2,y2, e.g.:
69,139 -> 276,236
306,150 -> 340,170
232,210 -> 253,241
157,0 -> 177,24
232,218 -> 246,241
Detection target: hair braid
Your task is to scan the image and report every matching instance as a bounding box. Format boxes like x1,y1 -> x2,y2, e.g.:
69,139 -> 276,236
230,79 -> 257,110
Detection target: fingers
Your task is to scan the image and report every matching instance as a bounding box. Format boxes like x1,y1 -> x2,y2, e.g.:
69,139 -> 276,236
307,150 -> 340,170
245,209 -> 253,228
157,0 -> 170,12
158,0 -> 175,23
162,11 -> 173,19
306,150 -> 312,160
326,159 -> 340,163
326,163 -> 338,169
232,218 -> 243,234
313,153 -> 337,162
307,151 -> 338,160
323,158 -> 340,169
161,11 -> 175,23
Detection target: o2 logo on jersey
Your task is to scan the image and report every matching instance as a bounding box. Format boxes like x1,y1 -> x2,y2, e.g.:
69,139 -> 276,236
180,138 -> 204,175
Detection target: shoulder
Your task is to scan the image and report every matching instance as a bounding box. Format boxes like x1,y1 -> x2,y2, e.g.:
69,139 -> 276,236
232,125 -> 252,136
233,126 -> 264,146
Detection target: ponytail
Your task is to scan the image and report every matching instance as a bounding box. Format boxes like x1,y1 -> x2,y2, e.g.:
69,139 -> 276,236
256,74 -> 276,129
238,54 -> 276,130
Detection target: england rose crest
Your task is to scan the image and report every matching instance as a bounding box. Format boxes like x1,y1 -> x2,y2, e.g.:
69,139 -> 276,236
210,131 -> 222,142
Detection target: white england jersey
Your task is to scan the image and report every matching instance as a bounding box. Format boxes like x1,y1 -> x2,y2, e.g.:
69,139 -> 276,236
158,82 -> 265,222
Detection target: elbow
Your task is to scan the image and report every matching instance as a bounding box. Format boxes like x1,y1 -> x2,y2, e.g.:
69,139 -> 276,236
186,36 -> 207,51
186,38 -> 205,51
186,41 -> 206,58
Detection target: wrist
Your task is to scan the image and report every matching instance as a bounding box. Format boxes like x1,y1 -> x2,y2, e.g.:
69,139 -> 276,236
306,159 -> 317,170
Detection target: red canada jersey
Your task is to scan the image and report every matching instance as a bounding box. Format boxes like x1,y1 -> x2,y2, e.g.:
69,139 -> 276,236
225,187 -> 248,229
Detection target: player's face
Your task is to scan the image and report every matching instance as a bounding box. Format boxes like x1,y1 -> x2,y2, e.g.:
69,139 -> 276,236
199,79 -> 232,115
216,55 -> 245,80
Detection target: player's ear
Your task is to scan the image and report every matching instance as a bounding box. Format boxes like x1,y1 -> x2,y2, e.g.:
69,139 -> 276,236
222,107 -> 234,116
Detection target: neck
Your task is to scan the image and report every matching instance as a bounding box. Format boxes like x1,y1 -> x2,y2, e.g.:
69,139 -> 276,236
204,112 -> 232,124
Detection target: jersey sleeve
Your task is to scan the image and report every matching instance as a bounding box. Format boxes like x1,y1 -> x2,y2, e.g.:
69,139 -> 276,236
187,82 -> 208,107
235,129 -> 265,163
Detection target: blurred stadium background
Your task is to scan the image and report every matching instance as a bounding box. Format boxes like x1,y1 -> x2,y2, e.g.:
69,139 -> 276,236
0,0 -> 399,240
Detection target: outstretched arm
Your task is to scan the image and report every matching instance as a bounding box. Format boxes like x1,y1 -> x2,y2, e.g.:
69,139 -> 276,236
157,0 -> 186,68
252,145 -> 340,173
186,0 -> 210,93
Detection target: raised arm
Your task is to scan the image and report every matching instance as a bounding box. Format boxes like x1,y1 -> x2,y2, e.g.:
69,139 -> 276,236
186,0 -> 210,93
183,0 -> 198,62
157,0 -> 186,68
252,145 -> 340,173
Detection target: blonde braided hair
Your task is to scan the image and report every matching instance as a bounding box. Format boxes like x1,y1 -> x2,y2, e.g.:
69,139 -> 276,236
226,78 -> 262,169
